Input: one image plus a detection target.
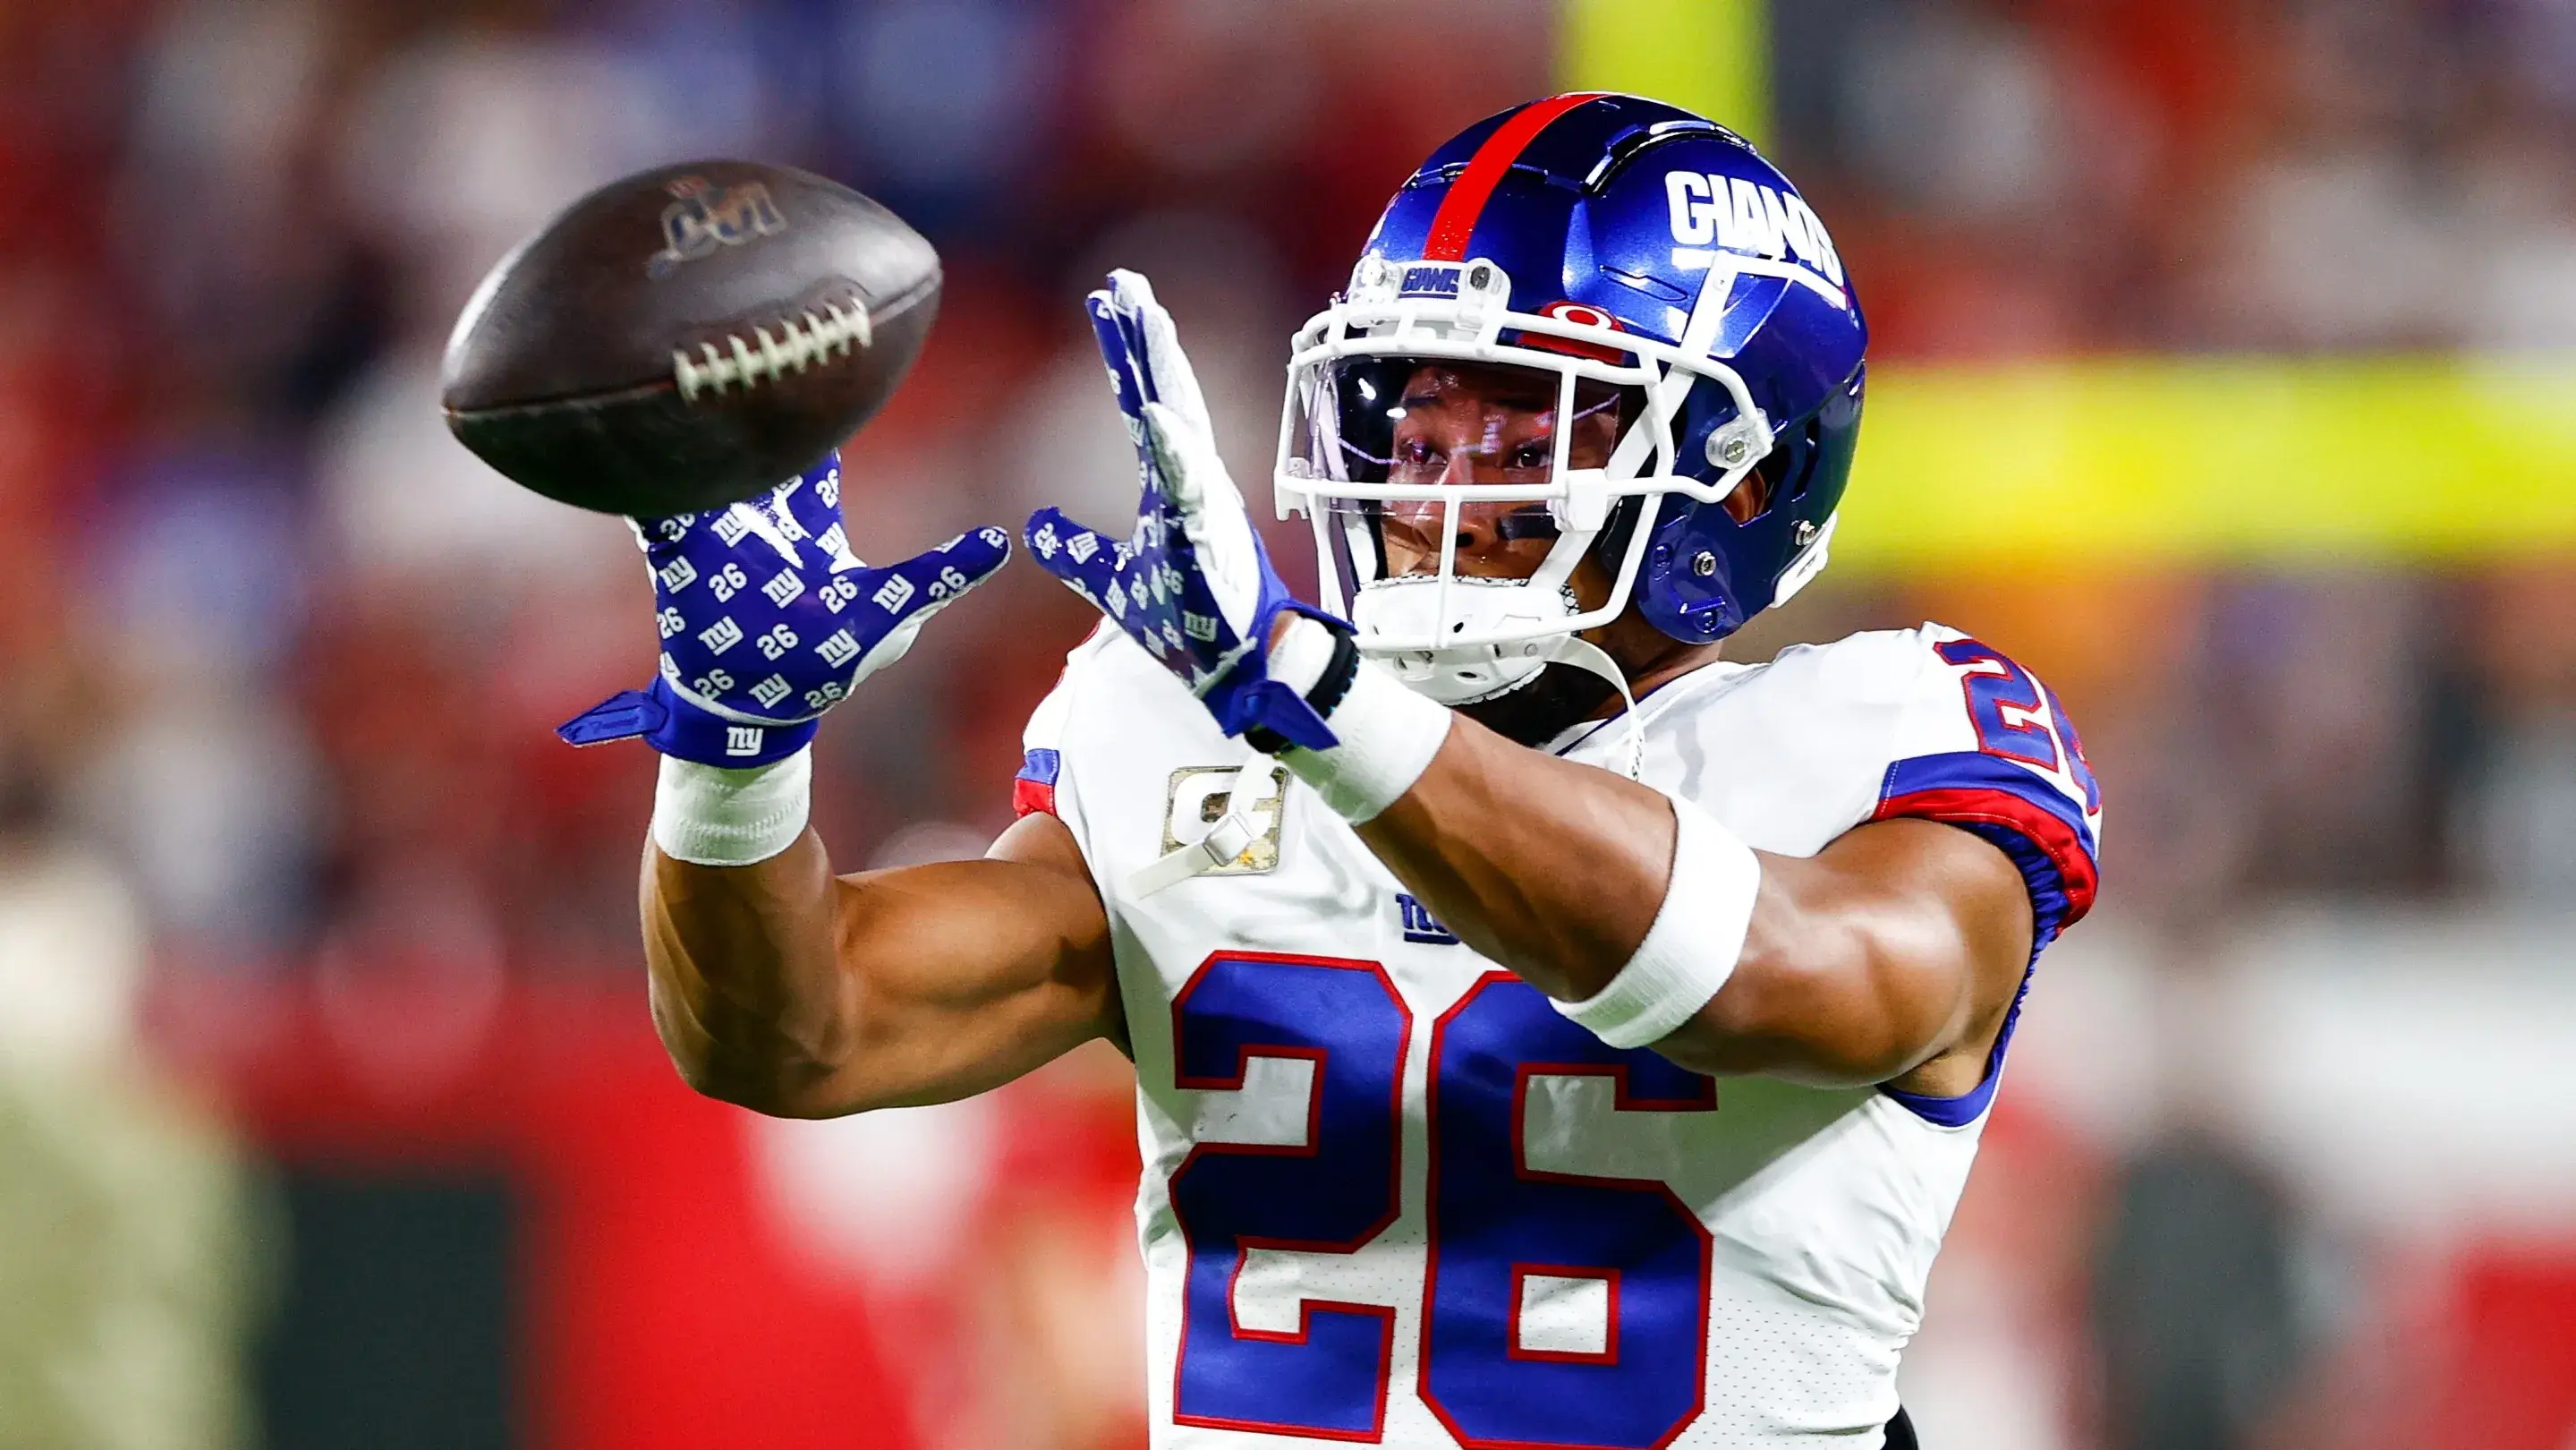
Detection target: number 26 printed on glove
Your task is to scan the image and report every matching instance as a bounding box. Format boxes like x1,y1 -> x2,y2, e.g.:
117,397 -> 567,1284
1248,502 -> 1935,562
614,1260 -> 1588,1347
557,448 -> 1012,768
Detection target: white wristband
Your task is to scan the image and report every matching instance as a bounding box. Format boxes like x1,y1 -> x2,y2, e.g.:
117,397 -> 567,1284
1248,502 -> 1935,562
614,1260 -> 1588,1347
651,748 -> 813,866
1554,794 -> 1762,1050
1275,627 -> 1452,823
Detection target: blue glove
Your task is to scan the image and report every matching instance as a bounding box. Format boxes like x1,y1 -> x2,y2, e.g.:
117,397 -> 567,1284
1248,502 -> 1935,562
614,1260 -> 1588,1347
1024,270 -> 1344,751
560,449 -> 1010,765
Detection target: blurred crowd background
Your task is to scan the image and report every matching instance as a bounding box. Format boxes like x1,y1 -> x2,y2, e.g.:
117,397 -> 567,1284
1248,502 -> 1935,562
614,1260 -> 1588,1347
3,1 -> 2573,1447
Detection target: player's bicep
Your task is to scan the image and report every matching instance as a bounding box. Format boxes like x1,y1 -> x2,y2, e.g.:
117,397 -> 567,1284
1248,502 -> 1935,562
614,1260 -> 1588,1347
1664,818 -> 2029,1086
1825,817 -> 2035,1080
788,813 -> 1117,1115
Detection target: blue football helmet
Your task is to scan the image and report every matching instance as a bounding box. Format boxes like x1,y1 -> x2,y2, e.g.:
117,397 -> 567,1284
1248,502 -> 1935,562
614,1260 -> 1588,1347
1274,92 -> 1867,704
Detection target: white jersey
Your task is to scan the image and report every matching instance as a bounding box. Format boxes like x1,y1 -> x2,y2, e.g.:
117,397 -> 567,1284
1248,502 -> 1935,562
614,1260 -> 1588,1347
1014,622 -> 2102,1449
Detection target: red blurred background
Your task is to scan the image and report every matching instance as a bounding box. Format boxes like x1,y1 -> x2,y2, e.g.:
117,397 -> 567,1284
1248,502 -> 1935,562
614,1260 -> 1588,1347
4,3 -> 2574,1448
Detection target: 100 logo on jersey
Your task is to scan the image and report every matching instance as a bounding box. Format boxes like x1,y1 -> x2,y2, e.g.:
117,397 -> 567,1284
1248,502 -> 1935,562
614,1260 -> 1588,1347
1169,953 -> 1715,1446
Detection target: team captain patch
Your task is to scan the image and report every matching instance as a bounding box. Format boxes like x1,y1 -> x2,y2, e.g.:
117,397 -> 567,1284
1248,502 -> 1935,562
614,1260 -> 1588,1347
1160,764 -> 1287,874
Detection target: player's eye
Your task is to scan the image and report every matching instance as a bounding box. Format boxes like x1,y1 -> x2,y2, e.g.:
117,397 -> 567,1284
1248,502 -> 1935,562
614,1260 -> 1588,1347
1507,439 -> 1553,471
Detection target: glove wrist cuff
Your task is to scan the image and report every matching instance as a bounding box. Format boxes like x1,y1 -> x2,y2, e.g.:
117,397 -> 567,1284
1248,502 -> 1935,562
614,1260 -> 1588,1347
1243,615 -> 1361,755
651,748 -> 813,866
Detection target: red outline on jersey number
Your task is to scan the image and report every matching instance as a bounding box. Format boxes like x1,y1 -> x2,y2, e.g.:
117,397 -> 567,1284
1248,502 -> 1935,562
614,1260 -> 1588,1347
1168,950 -> 1410,1443
1417,972 -> 1716,1450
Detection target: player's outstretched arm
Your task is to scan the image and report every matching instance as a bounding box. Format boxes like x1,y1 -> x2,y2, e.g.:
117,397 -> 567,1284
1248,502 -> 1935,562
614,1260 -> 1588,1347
642,810 -> 1117,1118
1023,271 -> 2044,1095
1356,720 -> 2035,1091
561,451 -> 1119,1118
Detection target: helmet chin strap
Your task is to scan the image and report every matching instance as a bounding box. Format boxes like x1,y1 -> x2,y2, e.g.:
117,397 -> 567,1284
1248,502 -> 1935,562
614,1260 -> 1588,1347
1543,633 -> 1645,782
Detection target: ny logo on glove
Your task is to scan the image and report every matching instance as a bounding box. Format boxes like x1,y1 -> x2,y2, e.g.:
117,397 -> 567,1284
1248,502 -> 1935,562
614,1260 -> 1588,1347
1024,270 -> 1344,752
561,449 -> 1009,766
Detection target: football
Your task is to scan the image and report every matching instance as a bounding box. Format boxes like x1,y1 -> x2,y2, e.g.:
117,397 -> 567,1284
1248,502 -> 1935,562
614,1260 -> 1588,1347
440,159 -> 939,516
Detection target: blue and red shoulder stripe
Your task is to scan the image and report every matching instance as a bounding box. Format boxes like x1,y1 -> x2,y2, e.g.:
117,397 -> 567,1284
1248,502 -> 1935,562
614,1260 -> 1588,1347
1012,748 -> 1060,819
1872,750 -> 2099,950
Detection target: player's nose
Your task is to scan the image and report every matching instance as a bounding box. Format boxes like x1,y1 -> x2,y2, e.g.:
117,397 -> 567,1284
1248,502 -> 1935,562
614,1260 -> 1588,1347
1388,499 -> 1518,576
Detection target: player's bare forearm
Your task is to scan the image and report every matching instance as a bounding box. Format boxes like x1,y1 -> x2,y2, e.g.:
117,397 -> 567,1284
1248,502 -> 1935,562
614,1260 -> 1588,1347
1355,715 -> 1674,994
642,811 -> 1120,1117
1662,817 -> 2030,1087
644,828 -> 846,1109
1356,716 -> 2031,1088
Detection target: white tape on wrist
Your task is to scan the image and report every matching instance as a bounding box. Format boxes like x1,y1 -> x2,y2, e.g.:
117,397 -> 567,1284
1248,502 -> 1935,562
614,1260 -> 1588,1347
1554,794 -> 1762,1050
1267,612 -> 1339,696
651,748 -> 813,866
1278,644 -> 1452,824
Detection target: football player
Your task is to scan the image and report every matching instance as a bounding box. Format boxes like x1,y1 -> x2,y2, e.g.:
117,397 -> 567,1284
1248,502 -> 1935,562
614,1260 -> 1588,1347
569,94 -> 2101,1447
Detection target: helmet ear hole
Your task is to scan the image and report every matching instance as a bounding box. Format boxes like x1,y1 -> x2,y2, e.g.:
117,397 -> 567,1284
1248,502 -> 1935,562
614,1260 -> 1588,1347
1722,466 -> 1774,525
1722,417 -> 1824,524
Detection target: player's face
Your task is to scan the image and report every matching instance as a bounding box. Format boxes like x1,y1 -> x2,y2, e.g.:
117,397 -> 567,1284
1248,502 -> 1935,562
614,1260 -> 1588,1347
1373,363 -> 1622,582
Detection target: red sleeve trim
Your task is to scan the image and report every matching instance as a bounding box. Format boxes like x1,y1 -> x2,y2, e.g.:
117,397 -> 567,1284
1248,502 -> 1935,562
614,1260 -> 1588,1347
1012,748 -> 1062,819
1875,751 -> 2101,935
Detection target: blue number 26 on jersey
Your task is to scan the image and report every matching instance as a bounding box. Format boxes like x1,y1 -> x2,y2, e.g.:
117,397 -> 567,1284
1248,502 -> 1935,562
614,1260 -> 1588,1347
1168,952 -> 1716,1446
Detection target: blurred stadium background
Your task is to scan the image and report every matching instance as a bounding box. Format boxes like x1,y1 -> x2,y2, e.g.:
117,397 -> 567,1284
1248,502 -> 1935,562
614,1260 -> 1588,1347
3,0 -> 2573,1446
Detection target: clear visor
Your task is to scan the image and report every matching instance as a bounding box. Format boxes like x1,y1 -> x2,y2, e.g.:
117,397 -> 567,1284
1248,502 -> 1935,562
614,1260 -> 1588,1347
1273,266 -> 1783,661
1286,356 -> 1633,602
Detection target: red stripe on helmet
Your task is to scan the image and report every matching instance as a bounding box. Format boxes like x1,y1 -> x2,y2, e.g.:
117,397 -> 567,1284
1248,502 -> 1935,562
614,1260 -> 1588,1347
1421,92 -> 1607,261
